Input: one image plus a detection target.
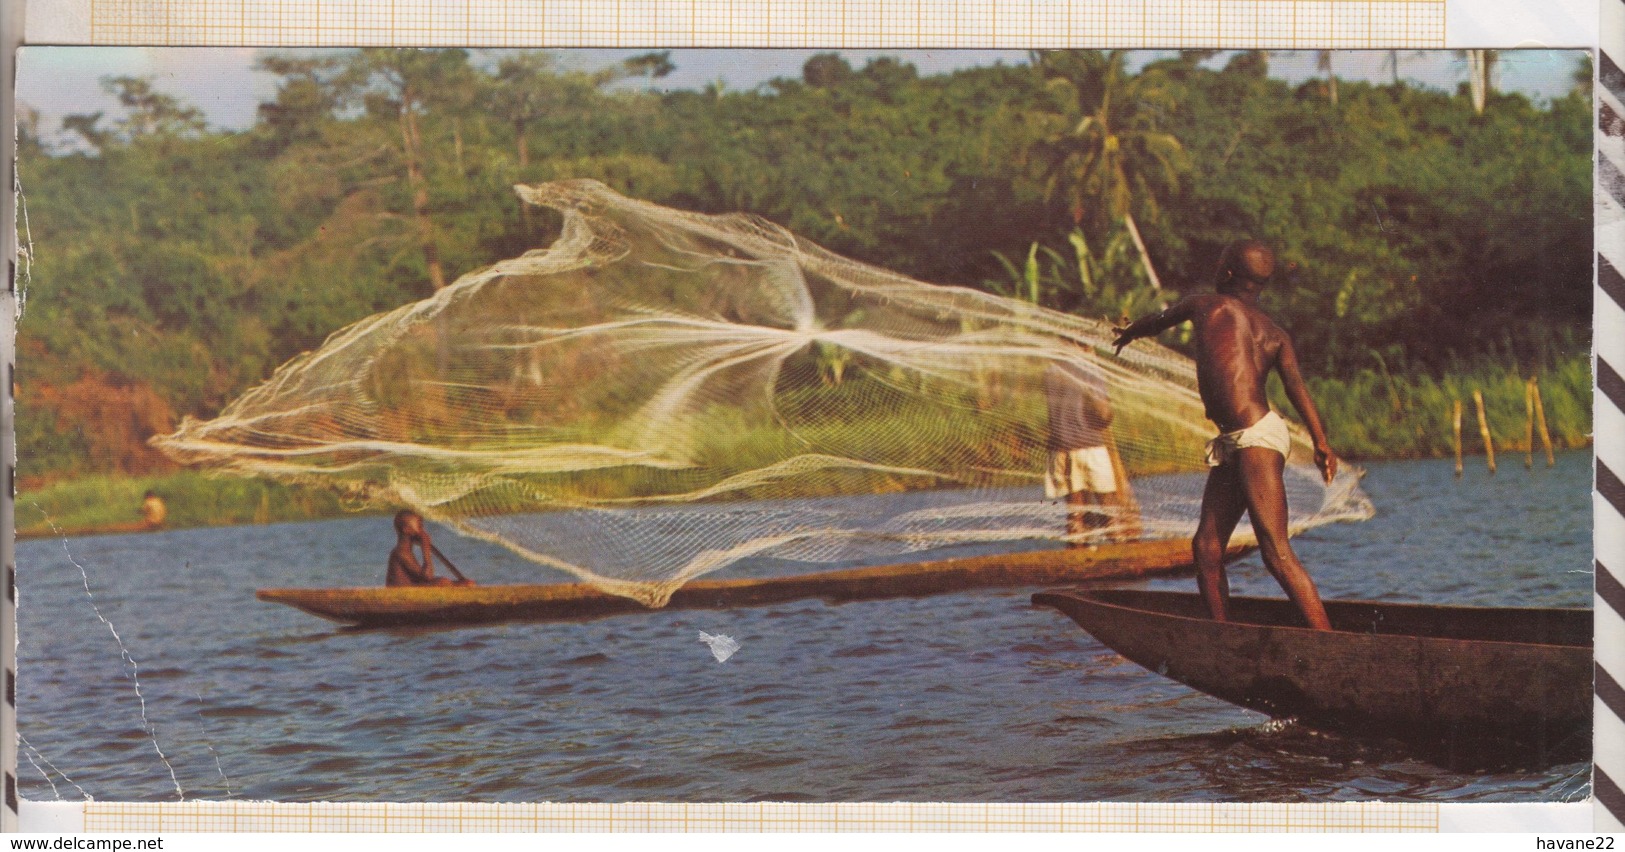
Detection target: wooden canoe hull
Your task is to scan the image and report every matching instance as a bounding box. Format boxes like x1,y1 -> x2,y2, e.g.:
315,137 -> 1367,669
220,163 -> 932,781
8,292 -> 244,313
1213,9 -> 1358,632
259,538 -> 1242,628
1032,588 -> 1592,764
17,521 -> 156,540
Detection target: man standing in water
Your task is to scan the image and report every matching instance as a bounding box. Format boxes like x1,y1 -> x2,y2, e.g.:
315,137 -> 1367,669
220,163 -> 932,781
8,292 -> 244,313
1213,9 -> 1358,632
140,490 -> 167,530
386,510 -> 474,587
1042,354 -> 1138,544
1112,240 -> 1337,630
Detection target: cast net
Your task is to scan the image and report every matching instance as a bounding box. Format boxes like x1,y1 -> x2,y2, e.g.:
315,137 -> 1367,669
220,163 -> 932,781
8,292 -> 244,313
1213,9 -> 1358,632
154,179 -> 1373,605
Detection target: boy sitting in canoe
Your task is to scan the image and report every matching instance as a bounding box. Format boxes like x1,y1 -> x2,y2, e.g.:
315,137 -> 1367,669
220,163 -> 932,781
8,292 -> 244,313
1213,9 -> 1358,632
387,510 -> 475,587
1112,240 -> 1338,630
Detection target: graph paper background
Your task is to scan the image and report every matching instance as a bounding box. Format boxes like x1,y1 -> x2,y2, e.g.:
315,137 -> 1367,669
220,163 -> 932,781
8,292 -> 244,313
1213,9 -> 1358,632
53,0 -> 1446,48
13,0 -> 1606,835
68,801 -> 1445,832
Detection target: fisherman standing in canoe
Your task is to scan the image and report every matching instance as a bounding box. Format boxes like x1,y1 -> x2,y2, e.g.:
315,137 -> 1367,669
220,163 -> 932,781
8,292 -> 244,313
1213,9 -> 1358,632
386,510 -> 476,587
1112,239 -> 1337,630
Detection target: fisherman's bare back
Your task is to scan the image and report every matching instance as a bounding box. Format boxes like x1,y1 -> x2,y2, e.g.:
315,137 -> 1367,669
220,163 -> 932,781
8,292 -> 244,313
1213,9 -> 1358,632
1188,295 -> 1288,430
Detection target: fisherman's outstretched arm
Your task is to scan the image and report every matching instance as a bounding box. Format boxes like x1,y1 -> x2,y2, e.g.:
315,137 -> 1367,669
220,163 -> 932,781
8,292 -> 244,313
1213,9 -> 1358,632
1112,298 -> 1199,353
1276,338 -> 1338,483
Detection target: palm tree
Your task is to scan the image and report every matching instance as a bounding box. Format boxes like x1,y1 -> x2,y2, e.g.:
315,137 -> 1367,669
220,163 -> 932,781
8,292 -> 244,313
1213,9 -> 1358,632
1032,51 -> 1187,291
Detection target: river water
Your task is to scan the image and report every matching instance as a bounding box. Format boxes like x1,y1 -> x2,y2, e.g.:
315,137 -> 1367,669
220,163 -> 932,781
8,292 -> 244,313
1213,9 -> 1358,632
16,453 -> 1592,803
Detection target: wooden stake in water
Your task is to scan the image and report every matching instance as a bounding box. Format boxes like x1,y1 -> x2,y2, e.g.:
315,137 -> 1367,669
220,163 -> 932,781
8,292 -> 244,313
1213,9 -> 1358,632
1453,399 -> 1464,478
1473,389 -> 1496,474
1524,379 -> 1536,470
1532,376 -> 1555,467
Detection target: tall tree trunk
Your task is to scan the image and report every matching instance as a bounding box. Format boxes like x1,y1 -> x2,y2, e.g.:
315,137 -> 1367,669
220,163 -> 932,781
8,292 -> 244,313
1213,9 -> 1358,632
1311,51 -> 1337,105
1467,50 -> 1489,115
399,92 -> 446,291
515,120 -> 532,219
452,119 -> 465,177
1122,213 -> 1162,292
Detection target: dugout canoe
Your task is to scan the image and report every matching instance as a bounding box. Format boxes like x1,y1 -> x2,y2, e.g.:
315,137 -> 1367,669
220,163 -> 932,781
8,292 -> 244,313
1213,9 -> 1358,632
1031,588 -> 1592,763
258,537 -> 1246,629
16,521 -> 156,540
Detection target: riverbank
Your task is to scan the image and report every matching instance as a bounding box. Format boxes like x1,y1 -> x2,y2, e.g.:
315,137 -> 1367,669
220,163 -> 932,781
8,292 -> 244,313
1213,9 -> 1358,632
16,471 -> 363,539
18,356 -> 1591,540
1284,354 -> 1591,460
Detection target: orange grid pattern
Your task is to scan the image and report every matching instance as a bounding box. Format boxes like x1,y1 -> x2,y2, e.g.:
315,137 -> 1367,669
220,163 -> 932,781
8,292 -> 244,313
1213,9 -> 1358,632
78,801 -> 1442,833
84,0 -> 1447,47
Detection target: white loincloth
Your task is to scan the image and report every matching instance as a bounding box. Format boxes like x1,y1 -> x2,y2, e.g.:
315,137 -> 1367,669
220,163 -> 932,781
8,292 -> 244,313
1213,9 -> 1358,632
1204,410 -> 1292,467
1045,446 -> 1118,498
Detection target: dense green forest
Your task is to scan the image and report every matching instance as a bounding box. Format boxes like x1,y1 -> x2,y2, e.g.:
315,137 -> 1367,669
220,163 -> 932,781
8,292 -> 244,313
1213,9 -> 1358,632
15,49 -> 1593,491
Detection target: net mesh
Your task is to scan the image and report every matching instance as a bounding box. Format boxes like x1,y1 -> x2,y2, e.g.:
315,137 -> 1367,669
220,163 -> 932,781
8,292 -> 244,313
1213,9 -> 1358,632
154,179 -> 1374,606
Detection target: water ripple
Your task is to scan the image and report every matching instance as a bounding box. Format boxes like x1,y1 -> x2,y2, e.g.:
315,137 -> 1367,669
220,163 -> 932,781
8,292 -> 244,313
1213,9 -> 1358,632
14,454 -> 1596,802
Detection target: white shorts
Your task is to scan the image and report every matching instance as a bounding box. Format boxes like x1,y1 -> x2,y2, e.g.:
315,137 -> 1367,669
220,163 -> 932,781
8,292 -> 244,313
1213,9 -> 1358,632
1204,410 -> 1293,467
1046,446 -> 1118,498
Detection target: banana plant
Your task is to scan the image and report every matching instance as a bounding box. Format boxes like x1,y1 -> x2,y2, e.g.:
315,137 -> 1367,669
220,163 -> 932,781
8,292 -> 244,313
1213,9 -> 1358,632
985,225 -> 1173,329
